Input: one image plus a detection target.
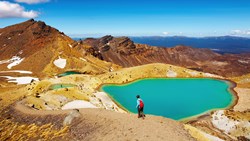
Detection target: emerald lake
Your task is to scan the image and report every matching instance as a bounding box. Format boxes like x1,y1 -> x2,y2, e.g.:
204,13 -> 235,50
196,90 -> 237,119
58,71 -> 81,77
101,78 -> 235,120
49,84 -> 75,90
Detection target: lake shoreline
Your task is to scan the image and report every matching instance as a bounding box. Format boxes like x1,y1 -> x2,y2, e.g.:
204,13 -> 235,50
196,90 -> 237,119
98,77 -> 238,122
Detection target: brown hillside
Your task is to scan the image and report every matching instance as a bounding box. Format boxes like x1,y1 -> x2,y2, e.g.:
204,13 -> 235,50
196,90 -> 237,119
0,20 -> 119,80
81,35 -> 250,77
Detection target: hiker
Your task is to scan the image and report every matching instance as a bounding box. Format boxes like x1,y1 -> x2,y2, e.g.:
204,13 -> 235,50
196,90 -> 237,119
136,95 -> 145,119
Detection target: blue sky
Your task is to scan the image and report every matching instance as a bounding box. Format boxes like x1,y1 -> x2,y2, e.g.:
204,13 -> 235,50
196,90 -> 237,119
1,0 -> 250,37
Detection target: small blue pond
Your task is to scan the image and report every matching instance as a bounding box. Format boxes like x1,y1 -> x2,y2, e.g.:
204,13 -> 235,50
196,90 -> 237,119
58,71 -> 81,77
49,84 -> 75,90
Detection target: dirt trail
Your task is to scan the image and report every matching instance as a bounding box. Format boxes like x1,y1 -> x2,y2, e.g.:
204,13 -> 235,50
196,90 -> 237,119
1,101 -> 196,141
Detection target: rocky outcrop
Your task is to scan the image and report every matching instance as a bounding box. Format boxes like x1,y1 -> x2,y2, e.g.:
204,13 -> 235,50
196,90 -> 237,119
81,35 -> 250,77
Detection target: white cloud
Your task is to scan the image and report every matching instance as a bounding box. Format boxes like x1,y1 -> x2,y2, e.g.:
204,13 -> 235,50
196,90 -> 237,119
0,1 -> 39,18
231,29 -> 250,36
163,32 -> 169,35
231,29 -> 242,34
15,0 -> 49,4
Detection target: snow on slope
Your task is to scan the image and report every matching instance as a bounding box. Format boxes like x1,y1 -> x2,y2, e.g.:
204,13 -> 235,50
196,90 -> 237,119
0,70 -> 32,74
0,56 -> 25,70
53,57 -> 67,69
0,76 -> 39,85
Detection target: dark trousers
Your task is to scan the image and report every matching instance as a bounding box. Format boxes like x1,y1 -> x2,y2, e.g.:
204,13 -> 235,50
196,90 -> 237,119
138,107 -> 145,118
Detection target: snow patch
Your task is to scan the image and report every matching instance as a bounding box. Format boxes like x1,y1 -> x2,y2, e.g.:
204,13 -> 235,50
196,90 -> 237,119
68,44 -> 72,48
0,76 -> 39,85
0,70 -> 32,74
166,70 -> 177,77
0,56 -> 22,65
53,57 -> 66,69
7,56 -> 25,69
0,56 -> 23,65
62,100 -> 97,110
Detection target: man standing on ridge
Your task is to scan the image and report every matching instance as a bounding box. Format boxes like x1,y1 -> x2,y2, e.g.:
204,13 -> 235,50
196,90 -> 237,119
136,95 -> 145,119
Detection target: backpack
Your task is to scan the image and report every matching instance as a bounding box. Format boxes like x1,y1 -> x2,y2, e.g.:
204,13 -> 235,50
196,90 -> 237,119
139,99 -> 144,108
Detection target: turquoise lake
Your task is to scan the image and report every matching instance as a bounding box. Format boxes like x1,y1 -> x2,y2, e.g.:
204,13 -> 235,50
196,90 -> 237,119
101,78 -> 235,120
49,84 -> 75,90
58,71 -> 81,77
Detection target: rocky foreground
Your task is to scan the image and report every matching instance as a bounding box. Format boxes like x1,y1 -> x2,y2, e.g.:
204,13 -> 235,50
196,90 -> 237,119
0,19 -> 250,140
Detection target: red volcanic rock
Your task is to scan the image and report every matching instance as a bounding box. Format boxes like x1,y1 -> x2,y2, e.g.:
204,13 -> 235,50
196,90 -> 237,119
0,20 -> 114,80
81,36 -> 250,77
0,19 -> 62,59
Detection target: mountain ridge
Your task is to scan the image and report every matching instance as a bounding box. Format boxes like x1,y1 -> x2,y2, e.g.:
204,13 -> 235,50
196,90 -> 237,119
0,19 -> 119,81
130,36 -> 250,54
79,35 -> 250,77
